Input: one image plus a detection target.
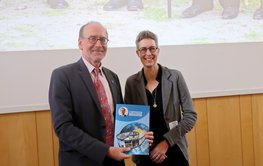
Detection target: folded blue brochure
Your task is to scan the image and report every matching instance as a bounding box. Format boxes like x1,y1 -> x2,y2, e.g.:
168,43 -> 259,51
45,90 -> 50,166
114,104 -> 150,155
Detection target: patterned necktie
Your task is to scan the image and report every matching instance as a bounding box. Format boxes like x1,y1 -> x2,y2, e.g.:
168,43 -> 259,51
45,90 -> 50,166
92,68 -> 114,145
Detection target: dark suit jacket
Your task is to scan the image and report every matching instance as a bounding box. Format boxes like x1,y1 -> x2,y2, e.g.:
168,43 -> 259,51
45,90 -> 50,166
49,58 -> 124,166
124,64 -> 197,163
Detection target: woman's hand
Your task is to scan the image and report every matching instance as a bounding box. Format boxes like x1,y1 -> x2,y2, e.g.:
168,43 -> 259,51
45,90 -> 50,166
150,139 -> 169,163
144,131 -> 154,147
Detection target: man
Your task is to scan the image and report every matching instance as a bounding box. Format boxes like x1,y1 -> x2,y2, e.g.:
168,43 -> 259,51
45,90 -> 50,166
47,0 -> 69,9
49,21 -> 131,166
254,0 -> 263,19
182,0 -> 239,19
183,0 -> 263,19
103,0 -> 143,11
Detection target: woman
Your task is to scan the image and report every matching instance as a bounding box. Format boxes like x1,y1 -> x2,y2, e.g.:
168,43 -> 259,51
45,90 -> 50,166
124,30 -> 197,166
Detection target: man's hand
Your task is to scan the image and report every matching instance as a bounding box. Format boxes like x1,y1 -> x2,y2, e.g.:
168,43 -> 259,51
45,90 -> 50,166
106,147 -> 131,161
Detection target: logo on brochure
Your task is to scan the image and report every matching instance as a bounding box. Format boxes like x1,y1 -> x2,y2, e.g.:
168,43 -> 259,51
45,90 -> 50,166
118,107 -> 128,117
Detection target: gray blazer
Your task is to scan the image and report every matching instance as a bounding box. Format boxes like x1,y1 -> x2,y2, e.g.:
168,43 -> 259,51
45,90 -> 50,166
124,64 -> 197,162
49,58 -> 123,166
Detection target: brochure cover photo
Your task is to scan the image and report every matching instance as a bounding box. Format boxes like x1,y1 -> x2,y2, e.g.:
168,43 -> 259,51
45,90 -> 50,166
114,104 -> 150,155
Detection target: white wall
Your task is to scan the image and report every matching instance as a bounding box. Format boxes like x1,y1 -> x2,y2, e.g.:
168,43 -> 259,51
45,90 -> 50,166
1,42 -> 263,114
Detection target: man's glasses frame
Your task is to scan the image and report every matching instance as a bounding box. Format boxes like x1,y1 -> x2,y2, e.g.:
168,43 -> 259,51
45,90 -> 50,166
82,36 -> 109,45
137,46 -> 158,54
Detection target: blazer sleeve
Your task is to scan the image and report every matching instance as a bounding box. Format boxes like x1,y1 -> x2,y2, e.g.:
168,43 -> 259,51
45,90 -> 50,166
163,70 -> 197,147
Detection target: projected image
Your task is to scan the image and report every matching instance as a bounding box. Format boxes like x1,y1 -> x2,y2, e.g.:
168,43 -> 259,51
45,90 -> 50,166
0,0 -> 263,51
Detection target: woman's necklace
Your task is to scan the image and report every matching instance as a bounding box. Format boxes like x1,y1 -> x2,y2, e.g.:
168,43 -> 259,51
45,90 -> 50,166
145,69 -> 159,108
153,88 -> 157,108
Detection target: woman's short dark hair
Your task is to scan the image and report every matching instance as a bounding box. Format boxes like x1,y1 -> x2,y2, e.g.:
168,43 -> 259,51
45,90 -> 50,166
135,30 -> 158,49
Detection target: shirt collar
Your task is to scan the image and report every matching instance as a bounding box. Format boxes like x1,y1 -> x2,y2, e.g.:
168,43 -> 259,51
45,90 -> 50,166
82,57 -> 103,75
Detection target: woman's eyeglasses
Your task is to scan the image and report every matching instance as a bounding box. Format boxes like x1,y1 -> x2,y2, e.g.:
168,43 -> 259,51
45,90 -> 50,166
138,46 -> 158,54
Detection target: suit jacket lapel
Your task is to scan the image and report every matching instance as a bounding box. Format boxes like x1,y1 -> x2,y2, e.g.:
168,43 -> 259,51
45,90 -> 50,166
77,59 -> 101,110
102,67 -> 117,105
162,66 -> 172,114
135,71 -> 148,105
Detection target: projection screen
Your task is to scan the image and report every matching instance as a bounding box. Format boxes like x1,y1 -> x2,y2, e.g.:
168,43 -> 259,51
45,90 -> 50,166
1,0 -> 263,114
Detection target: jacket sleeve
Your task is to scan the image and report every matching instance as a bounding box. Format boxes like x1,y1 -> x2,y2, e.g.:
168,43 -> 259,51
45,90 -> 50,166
163,70 -> 197,147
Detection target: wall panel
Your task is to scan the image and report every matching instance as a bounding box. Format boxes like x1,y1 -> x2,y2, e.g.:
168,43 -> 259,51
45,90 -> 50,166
188,127 -> 197,166
252,94 -> 263,166
36,111 -> 55,166
207,96 -> 242,166
240,95 -> 255,166
194,98 -> 210,166
52,128 -> 59,166
0,112 -> 38,166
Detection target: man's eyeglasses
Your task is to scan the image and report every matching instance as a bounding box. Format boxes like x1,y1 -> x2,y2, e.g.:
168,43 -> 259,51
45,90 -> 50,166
83,36 -> 109,45
138,46 -> 158,54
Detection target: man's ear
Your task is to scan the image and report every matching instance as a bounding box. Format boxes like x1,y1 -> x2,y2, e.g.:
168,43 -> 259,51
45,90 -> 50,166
78,39 -> 83,50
